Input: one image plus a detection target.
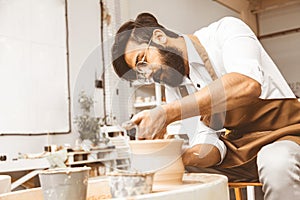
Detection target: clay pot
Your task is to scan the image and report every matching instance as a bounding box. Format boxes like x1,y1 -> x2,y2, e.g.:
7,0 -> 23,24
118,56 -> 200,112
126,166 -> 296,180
128,139 -> 184,185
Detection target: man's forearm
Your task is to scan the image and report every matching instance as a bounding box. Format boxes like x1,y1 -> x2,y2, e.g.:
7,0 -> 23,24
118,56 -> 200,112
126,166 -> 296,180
162,72 -> 262,124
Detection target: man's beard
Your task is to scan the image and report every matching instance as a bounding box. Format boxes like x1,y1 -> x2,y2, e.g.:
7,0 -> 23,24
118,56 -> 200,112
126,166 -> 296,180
152,46 -> 186,87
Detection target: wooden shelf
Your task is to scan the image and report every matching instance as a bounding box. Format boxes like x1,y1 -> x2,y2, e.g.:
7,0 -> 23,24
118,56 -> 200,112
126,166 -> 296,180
134,101 -> 157,108
65,148 -> 117,166
131,80 -> 155,87
134,101 -> 166,108
116,156 -> 130,160
66,158 -> 116,165
116,164 -> 130,168
0,158 -> 50,173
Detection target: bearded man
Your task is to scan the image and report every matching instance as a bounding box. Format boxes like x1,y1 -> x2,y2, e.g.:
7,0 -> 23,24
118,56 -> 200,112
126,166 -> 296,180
111,13 -> 300,200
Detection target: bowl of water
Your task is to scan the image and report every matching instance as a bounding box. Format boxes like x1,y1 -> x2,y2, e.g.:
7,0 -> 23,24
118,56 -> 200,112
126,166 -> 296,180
39,167 -> 90,200
107,171 -> 154,198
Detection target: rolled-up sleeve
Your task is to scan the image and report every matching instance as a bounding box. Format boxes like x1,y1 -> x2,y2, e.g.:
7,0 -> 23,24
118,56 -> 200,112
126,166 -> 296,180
167,117 -> 227,165
190,120 -> 227,165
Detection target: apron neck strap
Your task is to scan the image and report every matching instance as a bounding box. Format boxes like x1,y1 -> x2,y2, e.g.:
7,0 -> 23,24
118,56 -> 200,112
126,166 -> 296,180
188,35 -> 218,81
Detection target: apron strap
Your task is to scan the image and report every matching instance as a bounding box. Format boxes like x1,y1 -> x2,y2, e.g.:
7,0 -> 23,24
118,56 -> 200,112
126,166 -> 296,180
189,35 -> 218,81
189,35 -> 225,130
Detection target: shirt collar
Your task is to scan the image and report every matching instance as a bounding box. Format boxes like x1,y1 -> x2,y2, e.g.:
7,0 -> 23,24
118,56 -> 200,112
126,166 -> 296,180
180,34 -> 211,89
181,34 -> 204,66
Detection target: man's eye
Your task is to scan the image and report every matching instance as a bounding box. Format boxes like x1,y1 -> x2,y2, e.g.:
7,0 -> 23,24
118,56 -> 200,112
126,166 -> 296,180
137,61 -> 148,68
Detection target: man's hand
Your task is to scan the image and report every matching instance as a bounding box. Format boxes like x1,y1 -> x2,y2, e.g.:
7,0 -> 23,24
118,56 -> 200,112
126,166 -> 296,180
131,106 -> 167,139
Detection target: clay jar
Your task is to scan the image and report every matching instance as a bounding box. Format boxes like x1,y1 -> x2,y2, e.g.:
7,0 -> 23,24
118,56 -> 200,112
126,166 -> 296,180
128,139 -> 184,185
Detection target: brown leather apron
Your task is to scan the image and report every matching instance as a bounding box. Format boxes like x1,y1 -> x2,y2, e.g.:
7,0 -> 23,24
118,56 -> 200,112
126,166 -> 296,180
190,36 -> 300,178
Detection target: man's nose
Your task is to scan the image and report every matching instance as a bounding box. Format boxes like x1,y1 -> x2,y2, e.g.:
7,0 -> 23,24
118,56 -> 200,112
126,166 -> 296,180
141,65 -> 153,78
144,71 -> 153,79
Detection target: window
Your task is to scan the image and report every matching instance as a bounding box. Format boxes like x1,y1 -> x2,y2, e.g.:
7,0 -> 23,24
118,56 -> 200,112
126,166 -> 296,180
0,0 -> 70,134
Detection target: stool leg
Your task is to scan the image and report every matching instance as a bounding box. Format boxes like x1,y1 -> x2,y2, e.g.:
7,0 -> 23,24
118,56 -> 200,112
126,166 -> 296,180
247,186 -> 255,200
234,187 -> 243,200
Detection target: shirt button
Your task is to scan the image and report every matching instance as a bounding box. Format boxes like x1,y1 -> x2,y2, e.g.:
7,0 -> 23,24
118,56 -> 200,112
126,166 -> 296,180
196,83 -> 201,88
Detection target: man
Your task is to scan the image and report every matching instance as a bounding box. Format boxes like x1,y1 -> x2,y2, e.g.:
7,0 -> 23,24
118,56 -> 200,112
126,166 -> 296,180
112,13 -> 300,199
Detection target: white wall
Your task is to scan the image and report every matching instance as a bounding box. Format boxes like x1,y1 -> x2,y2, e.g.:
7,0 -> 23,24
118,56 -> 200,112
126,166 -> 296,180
123,0 -> 238,34
53,0 -> 103,145
259,4 -> 300,96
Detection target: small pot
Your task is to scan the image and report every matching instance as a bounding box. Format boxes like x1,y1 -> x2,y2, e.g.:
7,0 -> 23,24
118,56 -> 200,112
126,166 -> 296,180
107,171 -> 154,198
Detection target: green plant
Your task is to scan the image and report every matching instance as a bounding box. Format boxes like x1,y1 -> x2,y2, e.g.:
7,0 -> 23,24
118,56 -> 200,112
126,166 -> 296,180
74,91 -> 103,144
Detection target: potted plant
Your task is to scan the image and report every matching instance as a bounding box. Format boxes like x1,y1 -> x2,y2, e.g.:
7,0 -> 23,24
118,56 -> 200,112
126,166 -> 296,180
74,91 -> 103,147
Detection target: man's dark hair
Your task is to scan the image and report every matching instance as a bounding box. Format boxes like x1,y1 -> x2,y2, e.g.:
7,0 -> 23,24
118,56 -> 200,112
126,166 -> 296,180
111,12 -> 179,81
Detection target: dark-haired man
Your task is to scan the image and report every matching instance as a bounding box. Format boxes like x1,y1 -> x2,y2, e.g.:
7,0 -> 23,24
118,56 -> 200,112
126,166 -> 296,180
112,13 -> 300,200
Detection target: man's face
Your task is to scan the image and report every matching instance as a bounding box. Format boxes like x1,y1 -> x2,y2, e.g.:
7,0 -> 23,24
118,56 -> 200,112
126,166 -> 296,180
154,45 -> 185,87
124,40 -> 186,87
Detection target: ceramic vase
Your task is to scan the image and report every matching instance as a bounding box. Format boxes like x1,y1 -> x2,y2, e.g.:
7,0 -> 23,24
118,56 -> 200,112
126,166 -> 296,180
128,139 -> 184,185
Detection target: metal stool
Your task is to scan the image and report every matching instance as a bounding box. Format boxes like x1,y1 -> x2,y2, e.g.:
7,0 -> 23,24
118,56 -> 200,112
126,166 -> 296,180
228,182 -> 263,200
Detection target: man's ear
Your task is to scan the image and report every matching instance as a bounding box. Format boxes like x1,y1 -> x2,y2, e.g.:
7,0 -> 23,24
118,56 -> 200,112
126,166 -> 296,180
152,29 -> 167,45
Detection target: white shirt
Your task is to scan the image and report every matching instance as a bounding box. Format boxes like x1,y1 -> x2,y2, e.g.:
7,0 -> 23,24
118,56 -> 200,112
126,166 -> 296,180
166,17 -> 295,163
193,16 -> 295,99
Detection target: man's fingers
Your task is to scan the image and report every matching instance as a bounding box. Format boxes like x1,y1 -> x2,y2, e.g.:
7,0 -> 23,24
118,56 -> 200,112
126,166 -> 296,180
131,110 -> 148,124
131,114 -> 141,124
